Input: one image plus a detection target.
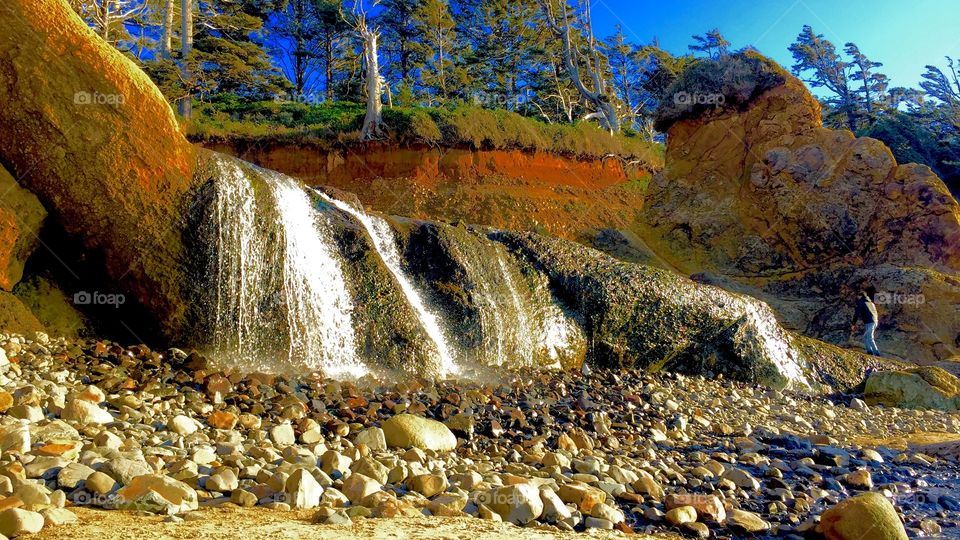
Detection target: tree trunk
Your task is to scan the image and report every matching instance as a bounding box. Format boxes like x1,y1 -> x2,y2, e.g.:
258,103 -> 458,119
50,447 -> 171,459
360,29 -> 384,140
102,1 -> 111,42
161,0 -> 174,59
178,0 -> 193,119
293,0 -> 306,96
536,0 -> 619,133
324,34 -> 334,101
437,27 -> 446,100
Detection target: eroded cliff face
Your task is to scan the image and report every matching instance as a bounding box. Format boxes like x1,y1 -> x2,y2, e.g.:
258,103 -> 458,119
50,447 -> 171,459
204,142 -> 653,243
641,75 -> 960,363
0,0 -> 197,338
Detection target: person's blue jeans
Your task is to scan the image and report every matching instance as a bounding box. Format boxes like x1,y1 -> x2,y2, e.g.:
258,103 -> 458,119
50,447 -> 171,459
863,322 -> 880,356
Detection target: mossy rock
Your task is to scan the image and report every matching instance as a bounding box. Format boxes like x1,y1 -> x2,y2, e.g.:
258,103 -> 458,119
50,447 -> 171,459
865,366 -> 960,411
654,51 -> 789,132
816,492 -> 907,540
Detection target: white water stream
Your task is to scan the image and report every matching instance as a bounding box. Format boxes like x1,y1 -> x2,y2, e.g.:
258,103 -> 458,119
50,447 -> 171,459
317,191 -> 460,377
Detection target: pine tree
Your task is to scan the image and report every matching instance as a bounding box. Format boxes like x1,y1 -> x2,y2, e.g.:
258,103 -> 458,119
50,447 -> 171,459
379,0 -> 424,89
789,25 -> 858,130
411,0 -> 458,103
845,42 -> 888,125
688,28 -> 730,59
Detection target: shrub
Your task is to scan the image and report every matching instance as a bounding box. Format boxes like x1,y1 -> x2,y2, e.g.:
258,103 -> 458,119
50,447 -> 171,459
654,50 -> 789,132
185,94 -> 663,167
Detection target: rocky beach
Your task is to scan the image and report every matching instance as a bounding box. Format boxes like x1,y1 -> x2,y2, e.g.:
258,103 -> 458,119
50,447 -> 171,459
0,333 -> 956,539
2,0 -> 960,539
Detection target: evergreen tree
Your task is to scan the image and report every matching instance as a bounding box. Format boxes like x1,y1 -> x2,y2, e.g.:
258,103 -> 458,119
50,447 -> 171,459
688,28 -> 730,59
789,25 -> 858,130
411,0 -> 458,103
190,1 -> 290,99
845,42 -> 888,124
379,0 -> 424,88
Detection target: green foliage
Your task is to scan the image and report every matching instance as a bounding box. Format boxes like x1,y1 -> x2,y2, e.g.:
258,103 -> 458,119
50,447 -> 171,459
187,96 -> 663,164
654,51 -> 789,132
861,112 -> 960,195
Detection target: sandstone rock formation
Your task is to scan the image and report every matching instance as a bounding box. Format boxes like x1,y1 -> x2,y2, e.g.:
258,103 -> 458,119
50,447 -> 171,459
0,166 -> 46,292
865,366 -> 960,411
642,53 -> 960,364
495,231 -> 882,390
208,141 -> 654,245
0,0 -> 197,338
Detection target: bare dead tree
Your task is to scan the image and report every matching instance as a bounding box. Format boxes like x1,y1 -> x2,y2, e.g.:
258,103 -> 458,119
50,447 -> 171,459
344,0 -> 386,140
178,0 -> 193,119
71,0 -> 147,45
536,0 -> 620,133
160,0 -> 174,59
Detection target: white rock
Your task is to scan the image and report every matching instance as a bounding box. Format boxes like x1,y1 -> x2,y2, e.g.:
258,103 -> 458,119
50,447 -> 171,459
341,473 -> 381,504
477,484 -> 543,525
539,488 -> 572,522
0,508 -> 45,537
285,469 -> 323,509
205,469 -> 239,492
41,507 -> 77,526
61,399 -> 113,424
107,474 -> 198,515
0,424 -> 30,453
169,415 -> 201,436
354,427 -> 387,451
270,423 -> 296,447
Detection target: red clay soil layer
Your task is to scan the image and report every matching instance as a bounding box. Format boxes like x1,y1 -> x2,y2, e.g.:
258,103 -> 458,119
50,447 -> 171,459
203,142 -> 653,242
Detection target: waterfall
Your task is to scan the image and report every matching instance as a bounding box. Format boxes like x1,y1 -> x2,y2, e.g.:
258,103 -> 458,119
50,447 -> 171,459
317,191 -> 460,377
444,237 -> 559,367
207,160 -> 366,378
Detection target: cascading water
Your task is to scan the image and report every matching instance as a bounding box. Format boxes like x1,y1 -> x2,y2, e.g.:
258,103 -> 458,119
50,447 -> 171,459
206,159 -> 366,378
202,155 -> 581,376
316,191 -> 460,377
446,235 -> 579,367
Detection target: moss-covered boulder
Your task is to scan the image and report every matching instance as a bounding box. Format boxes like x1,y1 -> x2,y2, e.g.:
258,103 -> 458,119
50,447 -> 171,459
865,366 -> 960,410
494,232 -> 823,389
0,292 -> 45,335
816,492 -> 907,540
12,276 -> 89,338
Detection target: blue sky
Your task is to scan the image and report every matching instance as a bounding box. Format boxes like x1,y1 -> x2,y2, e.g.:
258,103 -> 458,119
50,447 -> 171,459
590,0 -> 960,89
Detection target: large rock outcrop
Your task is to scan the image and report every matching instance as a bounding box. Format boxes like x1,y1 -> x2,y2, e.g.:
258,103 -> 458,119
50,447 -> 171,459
493,232 -> 882,390
0,166 -> 46,292
865,366 -> 960,411
0,0 -> 197,338
642,53 -> 960,363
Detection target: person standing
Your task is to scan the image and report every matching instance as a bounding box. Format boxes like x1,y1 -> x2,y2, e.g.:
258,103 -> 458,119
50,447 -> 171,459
850,286 -> 881,356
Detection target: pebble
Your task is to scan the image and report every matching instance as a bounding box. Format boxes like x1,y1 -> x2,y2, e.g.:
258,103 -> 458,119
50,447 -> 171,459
665,505 -> 697,525
0,334 -> 953,539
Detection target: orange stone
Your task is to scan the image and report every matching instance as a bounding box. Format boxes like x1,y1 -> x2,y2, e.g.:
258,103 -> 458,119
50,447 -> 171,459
207,411 -> 238,430
0,496 -> 23,511
36,443 -> 78,457
0,391 -> 13,413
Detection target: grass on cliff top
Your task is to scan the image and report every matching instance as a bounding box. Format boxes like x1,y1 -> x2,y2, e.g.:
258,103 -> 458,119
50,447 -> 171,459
186,96 -> 664,166
654,50 -> 789,132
